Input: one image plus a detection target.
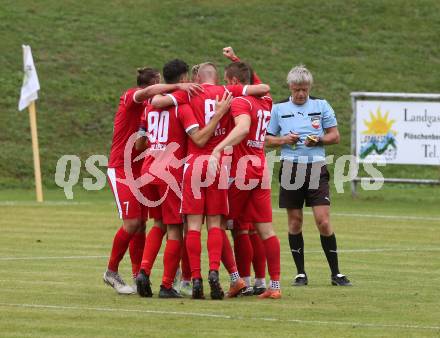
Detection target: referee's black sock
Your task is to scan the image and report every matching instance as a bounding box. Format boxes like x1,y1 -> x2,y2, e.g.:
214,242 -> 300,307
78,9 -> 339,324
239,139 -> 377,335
320,233 -> 340,276
288,233 -> 305,274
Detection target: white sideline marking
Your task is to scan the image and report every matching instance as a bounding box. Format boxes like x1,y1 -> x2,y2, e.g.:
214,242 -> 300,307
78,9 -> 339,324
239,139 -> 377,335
1,201 -> 439,222
0,255 -> 107,261
0,248 -> 439,262
0,201 -> 94,206
0,302 -> 438,331
273,209 -> 440,222
283,247 -> 440,254
0,254 -> 164,261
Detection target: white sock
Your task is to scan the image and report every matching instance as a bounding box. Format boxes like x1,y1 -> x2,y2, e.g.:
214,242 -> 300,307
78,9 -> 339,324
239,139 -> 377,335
255,278 -> 266,288
270,280 -> 280,290
230,271 -> 240,283
181,280 -> 191,287
243,276 -> 251,287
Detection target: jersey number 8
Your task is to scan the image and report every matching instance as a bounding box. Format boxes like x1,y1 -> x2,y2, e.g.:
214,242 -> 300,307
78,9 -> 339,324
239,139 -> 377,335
204,99 -> 221,130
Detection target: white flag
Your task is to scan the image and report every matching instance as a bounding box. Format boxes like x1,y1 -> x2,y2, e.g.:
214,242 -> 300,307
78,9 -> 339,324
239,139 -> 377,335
18,45 -> 40,111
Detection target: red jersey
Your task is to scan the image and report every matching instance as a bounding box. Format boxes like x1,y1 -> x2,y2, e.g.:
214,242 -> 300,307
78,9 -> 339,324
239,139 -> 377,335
140,103 -> 198,184
108,88 -> 146,169
229,95 -> 273,179
168,84 -> 246,156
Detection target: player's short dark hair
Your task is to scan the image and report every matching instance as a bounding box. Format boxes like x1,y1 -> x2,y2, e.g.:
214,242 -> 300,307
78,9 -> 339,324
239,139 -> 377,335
163,59 -> 189,84
225,62 -> 254,85
137,67 -> 160,86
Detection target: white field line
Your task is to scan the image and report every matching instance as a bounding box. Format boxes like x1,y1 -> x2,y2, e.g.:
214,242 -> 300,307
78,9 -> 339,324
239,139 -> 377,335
0,248 -> 439,262
273,209 -> 440,222
0,255 -> 107,261
0,302 -> 438,331
284,248 -> 440,254
1,201 -> 439,222
0,201 -> 94,206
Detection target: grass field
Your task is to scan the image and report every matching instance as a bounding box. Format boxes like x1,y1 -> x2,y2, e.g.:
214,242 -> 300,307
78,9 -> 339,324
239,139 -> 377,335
1,186 -> 439,337
2,0 -> 440,188
1,2 -> 440,335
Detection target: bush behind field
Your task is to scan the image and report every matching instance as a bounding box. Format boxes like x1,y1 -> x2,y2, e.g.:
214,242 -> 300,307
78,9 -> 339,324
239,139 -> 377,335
1,0 -> 439,188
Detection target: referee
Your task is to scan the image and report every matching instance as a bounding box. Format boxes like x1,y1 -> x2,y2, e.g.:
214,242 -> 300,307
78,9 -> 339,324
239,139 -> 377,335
266,65 -> 351,286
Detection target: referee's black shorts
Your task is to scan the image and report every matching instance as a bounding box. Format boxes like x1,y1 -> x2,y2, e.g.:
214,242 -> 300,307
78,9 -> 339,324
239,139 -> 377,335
278,160 -> 330,209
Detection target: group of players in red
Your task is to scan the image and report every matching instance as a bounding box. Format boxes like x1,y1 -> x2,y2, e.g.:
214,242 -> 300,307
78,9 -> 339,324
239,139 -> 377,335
104,47 -> 281,300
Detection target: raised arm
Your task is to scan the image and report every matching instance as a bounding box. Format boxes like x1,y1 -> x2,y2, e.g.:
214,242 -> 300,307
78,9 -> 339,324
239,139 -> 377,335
188,92 -> 233,147
223,46 -> 262,85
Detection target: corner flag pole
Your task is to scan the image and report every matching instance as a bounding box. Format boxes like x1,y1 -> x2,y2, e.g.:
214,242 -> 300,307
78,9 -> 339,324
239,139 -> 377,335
19,45 -> 43,202
28,101 -> 44,202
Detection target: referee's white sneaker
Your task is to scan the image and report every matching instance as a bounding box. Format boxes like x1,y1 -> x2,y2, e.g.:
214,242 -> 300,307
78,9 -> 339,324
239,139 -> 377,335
103,270 -> 135,295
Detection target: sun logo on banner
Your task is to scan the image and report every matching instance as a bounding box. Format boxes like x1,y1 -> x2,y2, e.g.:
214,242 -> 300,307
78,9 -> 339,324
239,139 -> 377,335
360,107 -> 397,160
363,108 -> 396,135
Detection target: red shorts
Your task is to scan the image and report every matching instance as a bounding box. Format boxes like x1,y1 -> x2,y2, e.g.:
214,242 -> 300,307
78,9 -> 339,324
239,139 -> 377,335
143,184 -> 183,225
181,161 -> 229,216
230,220 -> 255,231
107,167 -> 148,220
228,179 -> 272,223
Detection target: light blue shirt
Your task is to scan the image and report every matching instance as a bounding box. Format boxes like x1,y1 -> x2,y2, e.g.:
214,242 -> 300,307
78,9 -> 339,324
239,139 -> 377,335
267,96 -> 337,163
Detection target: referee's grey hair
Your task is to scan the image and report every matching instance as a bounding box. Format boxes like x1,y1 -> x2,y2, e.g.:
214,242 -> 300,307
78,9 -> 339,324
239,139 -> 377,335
286,65 -> 313,86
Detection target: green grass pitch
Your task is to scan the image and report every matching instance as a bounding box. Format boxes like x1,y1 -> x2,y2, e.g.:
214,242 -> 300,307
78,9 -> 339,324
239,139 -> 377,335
0,186 -> 439,337
1,0 -> 440,188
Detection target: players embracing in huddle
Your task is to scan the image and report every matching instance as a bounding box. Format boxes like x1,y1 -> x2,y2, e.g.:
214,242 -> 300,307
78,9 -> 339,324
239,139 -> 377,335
104,46 -> 283,300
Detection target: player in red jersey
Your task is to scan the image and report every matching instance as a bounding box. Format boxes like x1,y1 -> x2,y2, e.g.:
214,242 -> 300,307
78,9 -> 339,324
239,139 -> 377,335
222,47 -> 268,296
104,67 -> 203,295
133,59 -> 233,298
151,61 -> 270,299
209,61 -> 282,299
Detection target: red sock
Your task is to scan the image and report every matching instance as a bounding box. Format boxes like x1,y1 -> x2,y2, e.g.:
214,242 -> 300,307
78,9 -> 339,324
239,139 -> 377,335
129,231 -> 145,278
263,236 -> 280,281
250,232 -> 266,279
181,236 -> 191,281
140,226 -> 165,275
108,227 -> 134,272
162,239 -> 182,289
207,228 -> 223,271
221,230 -> 238,274
234,233 -> 253,278
186,230 -> 202,279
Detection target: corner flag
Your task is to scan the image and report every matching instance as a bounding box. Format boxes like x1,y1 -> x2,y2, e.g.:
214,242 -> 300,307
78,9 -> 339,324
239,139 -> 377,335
19,45 -> 40,111
18,45 -> 44,202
